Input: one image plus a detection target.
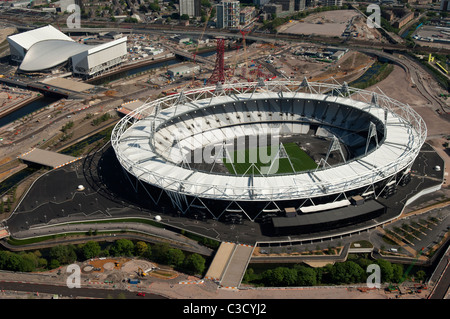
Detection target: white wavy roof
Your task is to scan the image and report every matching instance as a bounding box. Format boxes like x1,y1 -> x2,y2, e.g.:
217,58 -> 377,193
19,36 -> 128,72
8,25 -> 74,50
19,40 -> 90,72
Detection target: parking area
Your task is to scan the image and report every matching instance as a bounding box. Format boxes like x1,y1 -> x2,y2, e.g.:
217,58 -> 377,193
382,207 -> 450,257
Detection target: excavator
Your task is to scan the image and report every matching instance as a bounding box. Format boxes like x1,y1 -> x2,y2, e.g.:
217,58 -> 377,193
138,267 -> 147,277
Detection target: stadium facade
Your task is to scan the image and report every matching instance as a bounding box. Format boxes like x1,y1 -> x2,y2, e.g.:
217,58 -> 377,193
111,80 -> 426,234
7,25 -> 127,77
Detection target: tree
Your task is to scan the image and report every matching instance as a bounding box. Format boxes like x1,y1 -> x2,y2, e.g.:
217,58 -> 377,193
38,258 -> 48,269
152,243 -> 170,263
262,267 -> 296,286
49,245 -> 77,265
111,239 -> 134,256
392,264 -> 404,283
315,264 -> 332,285
295,265 -> 317,286
415,270 -> 426,282
166,248 -> 185,267
280,267 -> 297,286
355,257 -> 372,271
243,268 -> 254,282
376,259 -> 394,283
49,259 -> 60,269
135,241 -> 149,257
148,0 -> 160,12
0,251 -> 36,272
81,241 -> 101,260
330,261 -> 365,284
7,254 -> 23,271
262,269 -> 275,286
180,14 -> 190,20
201,0 -> 211,7
183,253 -> 206,275
18,253 -> 36,272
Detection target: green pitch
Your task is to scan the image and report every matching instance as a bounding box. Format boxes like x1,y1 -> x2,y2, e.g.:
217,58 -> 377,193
222,142 -> 317,175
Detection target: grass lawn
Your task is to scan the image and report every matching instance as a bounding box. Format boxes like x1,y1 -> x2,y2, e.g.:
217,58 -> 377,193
223,142 -> 317,175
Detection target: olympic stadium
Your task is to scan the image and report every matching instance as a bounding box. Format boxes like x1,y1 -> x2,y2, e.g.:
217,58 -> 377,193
111,80 -> 427,236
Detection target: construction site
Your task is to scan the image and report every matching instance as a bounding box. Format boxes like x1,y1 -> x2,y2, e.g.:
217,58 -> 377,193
79,257 -> 179,289
278,9 -> 383,42
133,35 -> 374,92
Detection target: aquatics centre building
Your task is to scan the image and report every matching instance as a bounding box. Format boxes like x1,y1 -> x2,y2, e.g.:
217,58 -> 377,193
7,25 -> 127,77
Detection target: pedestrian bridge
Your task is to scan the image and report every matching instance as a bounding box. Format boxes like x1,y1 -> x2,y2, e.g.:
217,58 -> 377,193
18,148 -> 81,169
204,242 -> 254,289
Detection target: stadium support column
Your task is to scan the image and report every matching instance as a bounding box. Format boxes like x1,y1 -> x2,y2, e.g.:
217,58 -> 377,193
365,122 -> 379,155
207,38 -> 226,85
325,135 -> 346,165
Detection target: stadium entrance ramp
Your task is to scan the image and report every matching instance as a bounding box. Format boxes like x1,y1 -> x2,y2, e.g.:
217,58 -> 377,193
204,242 -> 254,289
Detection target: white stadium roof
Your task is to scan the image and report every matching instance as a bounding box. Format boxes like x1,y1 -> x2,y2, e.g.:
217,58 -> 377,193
112,81 -> 426,202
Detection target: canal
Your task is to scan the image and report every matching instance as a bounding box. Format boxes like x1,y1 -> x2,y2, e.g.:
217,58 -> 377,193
0,95 -> 59,127
88,49 -> 217,86
1,47 -> 221,126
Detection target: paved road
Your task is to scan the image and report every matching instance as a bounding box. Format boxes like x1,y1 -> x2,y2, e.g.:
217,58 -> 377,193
6,221 -> 213,257
428,244 -> 450,299
429,261 -> 450,299
0,280 -> 167,299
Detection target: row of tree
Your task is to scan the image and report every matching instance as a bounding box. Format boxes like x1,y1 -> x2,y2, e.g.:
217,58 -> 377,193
0,239 -> 207,276
244,257 -> 427,287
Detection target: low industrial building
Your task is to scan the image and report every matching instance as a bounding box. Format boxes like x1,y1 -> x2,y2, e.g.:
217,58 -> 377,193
170,35 -> 191,44
143,47 -> 164,55
167,64 -> 200,78
331,50 -> 345,61
393,11 -> 415,29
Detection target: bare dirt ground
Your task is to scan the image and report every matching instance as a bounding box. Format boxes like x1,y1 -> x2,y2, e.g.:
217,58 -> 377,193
0,26 -> 16,44
364,64 -> 450,137
278,10 -> 382,42
311,51 -> 374,82
365,64 -> 450,188
279,10 -> 359,37
364,65 -> 427,106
